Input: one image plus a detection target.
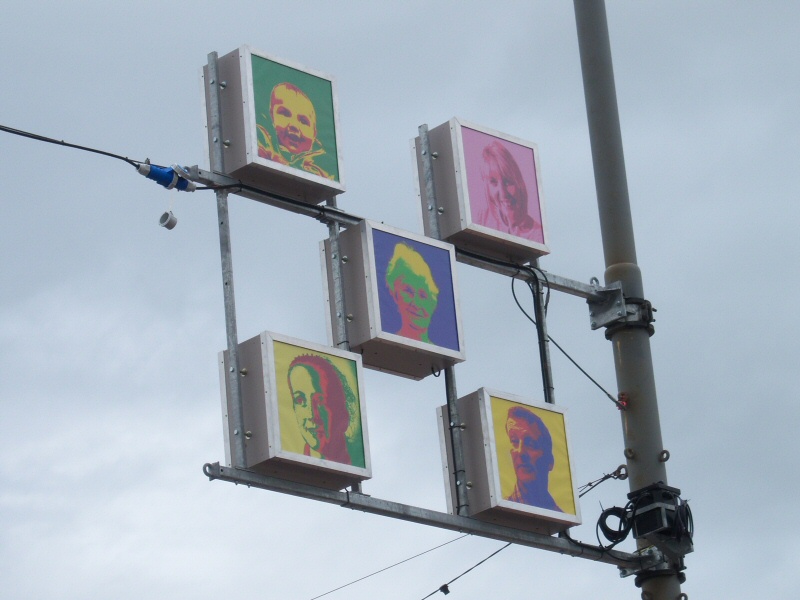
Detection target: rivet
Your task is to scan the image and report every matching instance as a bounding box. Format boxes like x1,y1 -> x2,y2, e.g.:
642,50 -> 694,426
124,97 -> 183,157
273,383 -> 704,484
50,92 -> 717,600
346,314 -> 354,322
219,81 -> 227,89
437,207 -> 444,214
245,431 -> 252,440
432,151 -> 439,158
229,366 -> 234,372
233,429 -> 239,435
223,139 -> 231,147
239,368 -> 248,376
341,255 -> 349,263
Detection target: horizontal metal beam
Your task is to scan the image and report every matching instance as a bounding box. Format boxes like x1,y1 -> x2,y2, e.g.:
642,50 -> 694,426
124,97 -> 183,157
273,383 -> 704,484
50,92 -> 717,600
204,462 -> 661,572
189,167 -> 611,302
188,166 -> 363,227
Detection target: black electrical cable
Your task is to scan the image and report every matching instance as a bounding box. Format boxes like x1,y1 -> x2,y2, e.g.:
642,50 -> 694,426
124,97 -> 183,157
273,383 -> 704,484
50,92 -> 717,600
596,505 -> 632,550
0,123 -> 237,193
419,542 -> 511,600
510,276 -> 623,409
0,123 -> 142,168
307,534 -> 468,600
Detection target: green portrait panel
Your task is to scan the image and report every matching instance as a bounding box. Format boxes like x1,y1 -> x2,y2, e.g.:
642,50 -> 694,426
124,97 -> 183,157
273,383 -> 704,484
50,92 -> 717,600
491,397 -> 576,515
275,341 -> 364,467
251,55 -> 340,182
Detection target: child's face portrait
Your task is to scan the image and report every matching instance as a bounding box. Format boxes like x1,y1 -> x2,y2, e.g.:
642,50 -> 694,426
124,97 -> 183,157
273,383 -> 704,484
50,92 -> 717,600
270,83 -> 317,154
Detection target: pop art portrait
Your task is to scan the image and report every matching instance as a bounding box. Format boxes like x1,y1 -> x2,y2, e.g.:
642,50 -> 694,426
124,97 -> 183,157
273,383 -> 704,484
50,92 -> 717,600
461,127 -> 544,244
274,341 -> 365,468
491,396 -> 576,515
372,229 -> 460,352
251,55 -> 340,182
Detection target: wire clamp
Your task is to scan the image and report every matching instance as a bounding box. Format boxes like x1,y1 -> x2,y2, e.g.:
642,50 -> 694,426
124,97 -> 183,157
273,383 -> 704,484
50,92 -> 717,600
586,281 -> 656,338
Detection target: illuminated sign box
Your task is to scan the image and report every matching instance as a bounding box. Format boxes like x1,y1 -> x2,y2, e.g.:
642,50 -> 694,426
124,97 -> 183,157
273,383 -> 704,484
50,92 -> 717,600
437,388 -> 580,534
322,220 -> 466,380
204,45 -> 345,204
219,331 -> 370,490
413,118 -> 549,266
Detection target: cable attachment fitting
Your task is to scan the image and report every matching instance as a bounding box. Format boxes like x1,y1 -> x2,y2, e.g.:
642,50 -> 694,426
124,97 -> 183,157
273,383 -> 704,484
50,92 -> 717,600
137,161 -> 197,192
586,281 -> 656,339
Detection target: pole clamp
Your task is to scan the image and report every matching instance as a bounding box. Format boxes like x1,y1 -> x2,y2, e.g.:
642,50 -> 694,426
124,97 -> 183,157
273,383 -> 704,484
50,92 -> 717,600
587,281 -> 656,339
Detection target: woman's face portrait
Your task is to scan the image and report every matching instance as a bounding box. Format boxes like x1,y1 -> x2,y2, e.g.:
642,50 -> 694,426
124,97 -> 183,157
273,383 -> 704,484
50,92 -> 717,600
288,364 -> 329,451
483,157 -> 527,227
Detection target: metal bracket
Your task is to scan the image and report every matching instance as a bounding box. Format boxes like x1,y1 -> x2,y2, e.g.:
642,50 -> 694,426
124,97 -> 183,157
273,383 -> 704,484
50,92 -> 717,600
617,546 -> 669,579
587,279 -> 625,330
586,278 -> 656,337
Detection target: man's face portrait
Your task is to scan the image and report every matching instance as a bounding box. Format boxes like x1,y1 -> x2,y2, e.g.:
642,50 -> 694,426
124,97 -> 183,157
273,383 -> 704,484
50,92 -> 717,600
507,414 -> 553,484
271,83 -> 317,155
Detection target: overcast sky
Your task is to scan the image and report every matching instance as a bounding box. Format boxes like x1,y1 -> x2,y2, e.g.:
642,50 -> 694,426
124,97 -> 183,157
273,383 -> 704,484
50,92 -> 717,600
2,2 -> 799,599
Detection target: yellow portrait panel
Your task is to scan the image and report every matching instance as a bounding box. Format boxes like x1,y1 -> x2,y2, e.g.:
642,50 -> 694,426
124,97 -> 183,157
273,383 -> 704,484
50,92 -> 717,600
491,396 -> 576,515
274,341 -> 365,467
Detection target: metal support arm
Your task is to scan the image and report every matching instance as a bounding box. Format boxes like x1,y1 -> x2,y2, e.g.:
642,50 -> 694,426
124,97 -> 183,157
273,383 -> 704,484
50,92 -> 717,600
203,462 -> 665,573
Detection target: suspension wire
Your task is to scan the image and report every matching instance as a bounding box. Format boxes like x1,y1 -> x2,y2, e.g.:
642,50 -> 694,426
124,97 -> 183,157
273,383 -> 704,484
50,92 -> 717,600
578,465 -> 628,498
0,123 -> 236,192
308,534 -> 469,600
419,542 -> 512,600
0,123 -> 142,168
510,276 -> 624,410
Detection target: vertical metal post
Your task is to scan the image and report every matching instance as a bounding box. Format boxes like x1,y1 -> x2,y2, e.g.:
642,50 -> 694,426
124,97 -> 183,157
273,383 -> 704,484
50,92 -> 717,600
530,260 -> 555,405
419,124 -> 468,515
326,198 -> 350,353
207,51 -> 247,469
573,3 -> 682,598
325,197 -> 362,493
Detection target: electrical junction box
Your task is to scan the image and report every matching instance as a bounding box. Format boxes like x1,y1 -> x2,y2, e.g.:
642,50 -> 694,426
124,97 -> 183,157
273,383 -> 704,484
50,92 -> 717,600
437,388 -> 581,534
203,45 -> 345,204
628,482 -> 682,539
413,118 -> 549,268
322,220 -> 466,380
219,331 -> 371,490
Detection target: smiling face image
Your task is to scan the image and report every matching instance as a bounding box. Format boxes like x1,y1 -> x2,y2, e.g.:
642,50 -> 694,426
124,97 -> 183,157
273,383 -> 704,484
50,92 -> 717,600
385,243 -> 439,343
481,141 -> 529,228
270,82 -> 317,155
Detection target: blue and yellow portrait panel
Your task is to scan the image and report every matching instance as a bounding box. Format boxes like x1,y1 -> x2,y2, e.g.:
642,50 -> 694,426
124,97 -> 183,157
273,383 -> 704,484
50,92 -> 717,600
491,396 -> 576,515
274,340 -> 365,468
372,229 -> 460,352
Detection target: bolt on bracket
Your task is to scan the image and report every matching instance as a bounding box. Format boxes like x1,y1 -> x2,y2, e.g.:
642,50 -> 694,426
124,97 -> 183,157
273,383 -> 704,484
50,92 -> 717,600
587,280 -> 656,337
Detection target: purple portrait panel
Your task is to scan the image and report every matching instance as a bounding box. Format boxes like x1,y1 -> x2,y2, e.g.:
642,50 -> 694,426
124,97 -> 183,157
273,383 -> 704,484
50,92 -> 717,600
372,229 -> 460,352
461,127 -> 544,244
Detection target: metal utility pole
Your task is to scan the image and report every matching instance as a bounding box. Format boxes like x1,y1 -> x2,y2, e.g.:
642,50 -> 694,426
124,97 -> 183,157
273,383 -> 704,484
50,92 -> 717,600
574,2 -> 684,598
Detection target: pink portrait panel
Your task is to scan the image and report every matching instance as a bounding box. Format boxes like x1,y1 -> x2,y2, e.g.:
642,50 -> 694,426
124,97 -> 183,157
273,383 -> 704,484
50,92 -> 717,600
461,127 -> 544,244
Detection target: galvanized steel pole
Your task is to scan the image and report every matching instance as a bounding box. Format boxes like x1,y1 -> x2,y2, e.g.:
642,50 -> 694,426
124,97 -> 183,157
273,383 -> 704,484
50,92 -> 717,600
419,124 -> 468,516
573,2 -> 682,598
207,52 -> 247,469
